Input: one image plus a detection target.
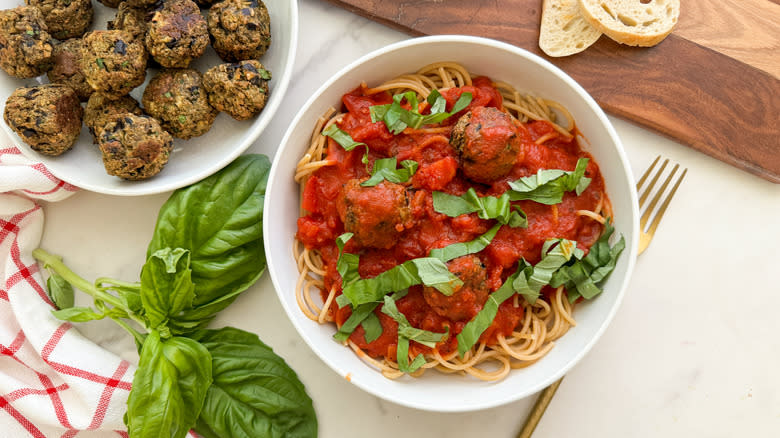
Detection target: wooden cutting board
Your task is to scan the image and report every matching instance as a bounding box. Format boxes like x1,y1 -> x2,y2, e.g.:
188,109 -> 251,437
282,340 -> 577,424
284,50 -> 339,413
323,0 -> 780,183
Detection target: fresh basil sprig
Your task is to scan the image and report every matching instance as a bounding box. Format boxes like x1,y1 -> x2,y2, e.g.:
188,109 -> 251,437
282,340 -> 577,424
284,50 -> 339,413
432,189 -> 528,228
381,292 -> 448,373
370,90 -> 473,134
126,330 -> 212,438
360,157 -> 418,187
507,158 -> 592,205
321,124 -> 365,151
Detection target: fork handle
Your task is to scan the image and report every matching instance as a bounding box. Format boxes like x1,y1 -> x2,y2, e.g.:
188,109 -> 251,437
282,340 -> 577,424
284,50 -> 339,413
516,376 -> 564,438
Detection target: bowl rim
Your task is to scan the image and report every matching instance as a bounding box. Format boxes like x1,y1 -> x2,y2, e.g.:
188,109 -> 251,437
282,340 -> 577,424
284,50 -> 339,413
1,0 -> 299,197
265,34 -> 639,412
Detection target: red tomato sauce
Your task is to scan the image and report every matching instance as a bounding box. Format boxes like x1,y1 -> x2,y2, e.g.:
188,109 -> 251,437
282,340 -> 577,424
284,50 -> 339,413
297,78 -> 606,361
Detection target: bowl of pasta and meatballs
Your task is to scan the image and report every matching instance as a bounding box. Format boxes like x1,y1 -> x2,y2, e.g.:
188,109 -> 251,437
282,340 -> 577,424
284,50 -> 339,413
0,0 -> 297,196
264,35 -> 639,412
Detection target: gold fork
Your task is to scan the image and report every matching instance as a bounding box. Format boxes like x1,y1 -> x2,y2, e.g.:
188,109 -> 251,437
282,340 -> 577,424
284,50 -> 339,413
516,155 -> 687,438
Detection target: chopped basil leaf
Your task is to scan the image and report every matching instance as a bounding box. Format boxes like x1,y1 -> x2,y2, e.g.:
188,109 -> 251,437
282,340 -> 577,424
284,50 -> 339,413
551,220 -> 625,302
429,224 -> 501,262
340,257 -> 462,307
381,293 -> 448,373
96,58 -> 106,70
258,68 -> 272,80
370,91 -> 473,134
456,269 -> 520,357
513,239 -> 581,304
432,189 -> 528,228
333,302 -> 379,342
507,158 -> 592,205
361,312 -> 383,343
361,158 -> 418,187
321,124 -> 366,151
164,91 -> 172,98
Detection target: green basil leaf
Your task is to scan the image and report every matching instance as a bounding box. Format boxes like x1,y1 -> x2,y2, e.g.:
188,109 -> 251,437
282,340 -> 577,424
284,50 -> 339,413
46,271 -> 74,310
507,158 -> 592,205
381,293 -> 446,373
51,306 -> 106,323
126,331 -> 212,438
513,239 -> 580,304
456,270 -> 520,357
321,124 -> 366,151
361,312 -> 383,343
371,91 -> 473,134
147,155 -> 270,332
426,89 -> 447,114
428,224 -> 501,262
340,257 -> 462,307
360,158 -> 419,187
432,189 -> 528,228
191,327 -> 317,438
332,302 -> 378,342
335,233 -> 359,286
140,248 -> 195,330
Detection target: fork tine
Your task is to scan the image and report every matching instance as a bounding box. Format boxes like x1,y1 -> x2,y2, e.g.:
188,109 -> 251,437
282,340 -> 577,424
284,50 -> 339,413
636,155 -> 661,192
638,158 -> 669,206
645,168 -> 687,237
640,163 -> 679,230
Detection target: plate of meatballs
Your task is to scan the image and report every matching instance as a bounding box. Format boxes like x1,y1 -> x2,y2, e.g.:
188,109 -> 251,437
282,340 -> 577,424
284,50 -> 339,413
0,0 -> 297,195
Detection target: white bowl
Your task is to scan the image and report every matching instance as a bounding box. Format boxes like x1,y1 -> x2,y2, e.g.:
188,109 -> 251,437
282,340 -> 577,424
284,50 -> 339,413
264,35 -> 639,412
0,0 -> 298,196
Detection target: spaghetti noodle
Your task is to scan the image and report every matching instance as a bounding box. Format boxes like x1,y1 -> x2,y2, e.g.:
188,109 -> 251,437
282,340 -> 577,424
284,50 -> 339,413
294,62 -> 614,381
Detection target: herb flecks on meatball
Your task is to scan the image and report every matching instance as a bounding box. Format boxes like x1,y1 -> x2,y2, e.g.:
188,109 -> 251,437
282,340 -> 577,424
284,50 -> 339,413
80,30 -> 147,99
207,0 -> 272,62
25,0 -> 93,40
84,92 -> 144,141
337,179 -> 412,249
450,106 -> 524,184
47,38 -> 93,101
99,114 -> 174,180
142,68 -> 217,139
203,60 -> 271,121
146,0 -> 209,69
4,84 -> 83,156
422,255 -> 490,322
0,6 -> 54,79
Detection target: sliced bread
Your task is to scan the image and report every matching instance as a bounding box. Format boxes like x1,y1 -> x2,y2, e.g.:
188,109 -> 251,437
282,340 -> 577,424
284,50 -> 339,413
578,0 -> 680,47
539,0 -> 602,57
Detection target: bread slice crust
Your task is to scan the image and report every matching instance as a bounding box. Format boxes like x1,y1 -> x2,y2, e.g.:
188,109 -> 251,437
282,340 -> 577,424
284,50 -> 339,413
539,0 -> 602,57
578,0 -> 680,47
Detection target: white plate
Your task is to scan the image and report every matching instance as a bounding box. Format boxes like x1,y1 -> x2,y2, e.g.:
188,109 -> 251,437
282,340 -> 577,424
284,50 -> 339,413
0,0 -> 297,196
264,35 -> 640,412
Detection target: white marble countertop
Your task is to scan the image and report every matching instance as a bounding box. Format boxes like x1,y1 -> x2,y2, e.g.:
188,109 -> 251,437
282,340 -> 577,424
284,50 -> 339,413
27,0 -> 780,436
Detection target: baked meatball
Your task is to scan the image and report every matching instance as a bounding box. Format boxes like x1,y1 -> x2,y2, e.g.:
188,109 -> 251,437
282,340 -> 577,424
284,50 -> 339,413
207,0 -> 271,62
47,38 -> 92,101
450,106 -> 523,184
98,114 -> 173,180
126,0 -> 160,8
25,0 -> 93,40
0,6 -> 54,78
142,68 -> 217,139
203,60 -> 270,121
146,0 -> 208,68
3,84 -> 82,156
84,92 -> 144,140
80,30 -> 147,99
107,3 -> 149,43
337,179 -> 412,249
422,255 -> 489,322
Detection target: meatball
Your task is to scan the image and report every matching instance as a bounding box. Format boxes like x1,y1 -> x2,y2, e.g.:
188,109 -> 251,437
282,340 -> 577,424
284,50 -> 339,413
84,92 -> 144,140
336,179 -> 412,249
207,0 -> 271,62
3,84 -> 82,156
25,0 -> 93,40
47,38 -> 92,101
125,0 -> 160,8
142,68 -> 217,139
203,60 -> 270,121
80,30 -> 147,99
146,0 -> 208,68
0,6 -> 54,78
450,106 -> 524,184
107,3 -> 149,43
98,114 -> 173,180
422,255 -> 489,322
